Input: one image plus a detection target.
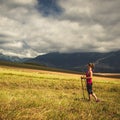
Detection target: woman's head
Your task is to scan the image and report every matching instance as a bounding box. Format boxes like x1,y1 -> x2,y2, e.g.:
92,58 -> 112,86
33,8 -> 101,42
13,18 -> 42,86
88,63 -> 94,70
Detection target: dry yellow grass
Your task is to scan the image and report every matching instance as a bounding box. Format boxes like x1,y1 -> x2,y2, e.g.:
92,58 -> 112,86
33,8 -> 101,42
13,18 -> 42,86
0,66 -> 120,120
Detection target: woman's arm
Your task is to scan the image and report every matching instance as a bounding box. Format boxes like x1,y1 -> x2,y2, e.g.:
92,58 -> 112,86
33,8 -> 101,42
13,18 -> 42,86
81,70 -> 92,79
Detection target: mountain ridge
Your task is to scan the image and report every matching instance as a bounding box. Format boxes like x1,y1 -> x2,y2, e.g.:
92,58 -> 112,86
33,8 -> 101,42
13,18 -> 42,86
0,50 -> 120,73
0,53 -> 29,62
25,50 -> 120,73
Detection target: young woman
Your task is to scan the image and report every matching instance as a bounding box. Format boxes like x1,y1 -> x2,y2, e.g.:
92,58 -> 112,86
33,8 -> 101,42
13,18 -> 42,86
81,63 -> 99,102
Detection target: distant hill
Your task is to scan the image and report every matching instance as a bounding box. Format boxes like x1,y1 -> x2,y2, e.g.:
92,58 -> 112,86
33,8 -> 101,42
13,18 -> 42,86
1,51 -> 120,73
94,50 -> 120,72
0,53 -> 28,62
25,50 -> 120,73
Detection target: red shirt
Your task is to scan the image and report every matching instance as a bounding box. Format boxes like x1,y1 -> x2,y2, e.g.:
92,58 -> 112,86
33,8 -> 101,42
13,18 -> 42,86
86,71 -> 92,84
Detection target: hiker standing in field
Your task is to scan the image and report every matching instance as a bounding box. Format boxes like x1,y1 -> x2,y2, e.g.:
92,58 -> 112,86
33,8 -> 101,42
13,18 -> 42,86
81,63 -> 100,102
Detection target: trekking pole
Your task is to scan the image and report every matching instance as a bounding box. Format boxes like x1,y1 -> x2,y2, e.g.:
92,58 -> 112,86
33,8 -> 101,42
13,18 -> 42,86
81,77 -> 85,99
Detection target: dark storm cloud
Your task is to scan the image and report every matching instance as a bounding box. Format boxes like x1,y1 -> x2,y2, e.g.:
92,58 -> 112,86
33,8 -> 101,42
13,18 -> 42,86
36,0 -> 64,16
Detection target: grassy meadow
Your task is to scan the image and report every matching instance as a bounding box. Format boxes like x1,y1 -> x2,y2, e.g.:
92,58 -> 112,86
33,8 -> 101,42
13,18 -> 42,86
0,66 -> 120,120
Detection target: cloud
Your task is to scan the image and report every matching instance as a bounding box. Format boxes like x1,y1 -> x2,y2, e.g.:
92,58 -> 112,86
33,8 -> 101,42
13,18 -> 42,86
0,0 -> 120,58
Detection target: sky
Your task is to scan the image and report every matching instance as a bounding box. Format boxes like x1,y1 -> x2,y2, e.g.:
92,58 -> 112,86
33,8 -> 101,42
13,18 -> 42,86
0,0 -> 120,58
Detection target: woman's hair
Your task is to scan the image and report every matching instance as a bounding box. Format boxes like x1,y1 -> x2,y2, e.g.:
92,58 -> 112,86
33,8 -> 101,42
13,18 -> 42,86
88,63 -> 94,69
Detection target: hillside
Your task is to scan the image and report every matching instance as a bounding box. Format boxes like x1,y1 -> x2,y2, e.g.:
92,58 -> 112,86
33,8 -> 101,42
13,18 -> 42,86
26,51 -> 120,73
0,53 -> 28,62
94,50 -> 120,72
1,50 -> 120,73
0,61 -> 79,75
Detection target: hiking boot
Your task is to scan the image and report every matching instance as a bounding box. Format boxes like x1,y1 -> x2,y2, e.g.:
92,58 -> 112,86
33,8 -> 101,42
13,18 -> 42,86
96,99 -> 100,102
